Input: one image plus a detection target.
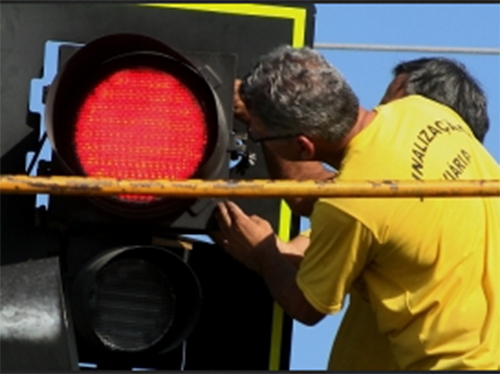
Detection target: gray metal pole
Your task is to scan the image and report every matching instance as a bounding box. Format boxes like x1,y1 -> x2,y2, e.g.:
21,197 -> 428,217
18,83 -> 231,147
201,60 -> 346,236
314,43 -> 500,55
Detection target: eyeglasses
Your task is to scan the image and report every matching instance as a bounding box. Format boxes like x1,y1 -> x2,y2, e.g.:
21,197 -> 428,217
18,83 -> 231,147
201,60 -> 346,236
247,129 -> 302,143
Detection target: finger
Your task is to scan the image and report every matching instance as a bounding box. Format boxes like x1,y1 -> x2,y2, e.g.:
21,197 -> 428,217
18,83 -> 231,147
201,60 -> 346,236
225,201 -> 249,224
234,79 -> 242,92
215,202 -> 237,242
225,201 -> 246,217
234,80 -> 242,103
216,201 -> 231,227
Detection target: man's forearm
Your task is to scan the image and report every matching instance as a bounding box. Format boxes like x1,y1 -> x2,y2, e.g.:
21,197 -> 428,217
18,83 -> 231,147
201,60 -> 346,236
255,238 -> 324,326
276,234 -> 310,268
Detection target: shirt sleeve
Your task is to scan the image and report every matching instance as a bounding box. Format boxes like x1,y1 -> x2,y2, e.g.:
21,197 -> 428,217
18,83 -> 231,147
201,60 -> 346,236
296,200 -> 375,315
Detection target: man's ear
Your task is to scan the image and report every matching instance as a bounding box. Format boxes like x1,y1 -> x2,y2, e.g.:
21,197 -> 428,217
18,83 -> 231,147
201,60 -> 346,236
379,73 -> 408,104
296,135 -> 315,160
392,73 -> 408,99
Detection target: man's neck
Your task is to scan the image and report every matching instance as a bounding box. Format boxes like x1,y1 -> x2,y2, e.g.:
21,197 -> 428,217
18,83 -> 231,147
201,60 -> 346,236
320,107 -> 376,167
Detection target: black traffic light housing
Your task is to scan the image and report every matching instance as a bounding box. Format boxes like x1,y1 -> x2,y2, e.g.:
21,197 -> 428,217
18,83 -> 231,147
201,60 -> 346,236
1,3 -> 316,371
40,33 -> 234,365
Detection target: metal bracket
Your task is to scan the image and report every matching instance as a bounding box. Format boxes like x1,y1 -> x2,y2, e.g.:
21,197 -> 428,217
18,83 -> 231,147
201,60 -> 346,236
228,132 -> 257,175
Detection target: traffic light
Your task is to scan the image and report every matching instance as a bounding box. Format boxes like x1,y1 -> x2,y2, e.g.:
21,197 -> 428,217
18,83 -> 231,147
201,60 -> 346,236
70,245 -> 202,357
36,32 -> 237,368
0,3 -> 315,371
44,33 -> 235,230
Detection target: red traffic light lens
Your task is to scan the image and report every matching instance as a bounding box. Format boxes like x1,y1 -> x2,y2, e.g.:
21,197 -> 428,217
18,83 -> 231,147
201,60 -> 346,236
75,67 -> 208,203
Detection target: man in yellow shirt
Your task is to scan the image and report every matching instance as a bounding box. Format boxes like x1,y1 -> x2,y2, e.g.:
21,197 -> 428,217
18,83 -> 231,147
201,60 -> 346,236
328,57 -> 491,370
213,46 -> 499,370
232,56 -> 492,370
233,57 -> 490,217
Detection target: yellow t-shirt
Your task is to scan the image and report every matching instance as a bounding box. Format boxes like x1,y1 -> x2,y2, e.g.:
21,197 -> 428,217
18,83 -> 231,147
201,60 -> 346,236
299,230 -> 398,370
296,95 -> 500,370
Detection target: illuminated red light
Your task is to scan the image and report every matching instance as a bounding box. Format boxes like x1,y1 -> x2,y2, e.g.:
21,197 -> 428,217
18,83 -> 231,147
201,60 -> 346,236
74,67 -> 208,202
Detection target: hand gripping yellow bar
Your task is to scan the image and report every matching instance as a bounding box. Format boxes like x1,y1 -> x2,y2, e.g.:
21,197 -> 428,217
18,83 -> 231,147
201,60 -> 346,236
1,175 -> 499,198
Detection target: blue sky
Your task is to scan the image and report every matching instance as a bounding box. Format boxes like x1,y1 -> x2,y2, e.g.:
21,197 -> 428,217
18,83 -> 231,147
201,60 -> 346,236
290,3 -> 500,370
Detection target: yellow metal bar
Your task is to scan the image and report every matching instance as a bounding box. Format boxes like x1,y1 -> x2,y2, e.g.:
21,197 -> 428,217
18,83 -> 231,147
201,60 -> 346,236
1,175 -> 499,198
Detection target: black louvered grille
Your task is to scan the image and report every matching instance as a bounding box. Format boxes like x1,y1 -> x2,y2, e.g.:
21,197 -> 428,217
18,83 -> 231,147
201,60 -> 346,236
89,259 -> 176,352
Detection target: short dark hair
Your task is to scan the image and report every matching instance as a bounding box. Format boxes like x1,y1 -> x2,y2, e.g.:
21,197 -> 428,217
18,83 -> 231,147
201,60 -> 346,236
240,45 -> 359,142
394,57 -> 489,142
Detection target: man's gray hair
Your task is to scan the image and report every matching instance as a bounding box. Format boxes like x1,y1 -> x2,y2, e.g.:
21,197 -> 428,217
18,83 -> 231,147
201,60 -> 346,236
240,45 -> 359,142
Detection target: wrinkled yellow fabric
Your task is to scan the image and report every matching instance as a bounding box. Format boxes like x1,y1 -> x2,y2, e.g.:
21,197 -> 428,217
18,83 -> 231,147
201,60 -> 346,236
298,232 -> 398,370
297,95 -> 500,370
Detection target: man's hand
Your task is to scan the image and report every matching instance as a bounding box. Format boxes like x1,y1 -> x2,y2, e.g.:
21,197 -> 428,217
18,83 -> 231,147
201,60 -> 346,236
210,200 -> 325,326
212,200 -> 276,272
209,201 -> 310,269
234,79 -> 252,125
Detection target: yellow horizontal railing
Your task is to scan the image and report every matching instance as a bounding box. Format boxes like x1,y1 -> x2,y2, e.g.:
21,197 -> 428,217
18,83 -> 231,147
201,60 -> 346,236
1,175 -> 499,198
